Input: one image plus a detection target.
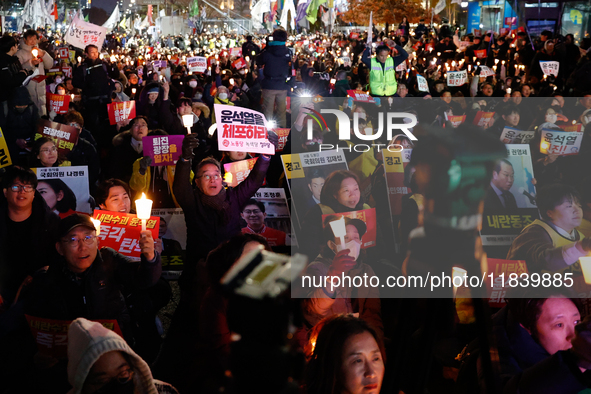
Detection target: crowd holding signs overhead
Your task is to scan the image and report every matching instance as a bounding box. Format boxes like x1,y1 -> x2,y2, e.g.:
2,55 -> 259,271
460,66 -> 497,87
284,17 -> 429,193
3,14 -> 591,394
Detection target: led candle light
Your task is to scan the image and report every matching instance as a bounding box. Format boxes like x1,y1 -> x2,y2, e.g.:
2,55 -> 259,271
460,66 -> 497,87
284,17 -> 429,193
581,256 -> 591,284
91,219 -> 101,235
135,193 -> 153,232
71,94 -> 75,101
182,114 -> 193,134
329,216 -> 347,251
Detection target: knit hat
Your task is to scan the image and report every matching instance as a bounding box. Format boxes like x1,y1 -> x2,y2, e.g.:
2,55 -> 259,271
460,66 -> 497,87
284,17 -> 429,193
272,28 -> 288,42
147,87 -> 160,94
67,318 -> 158,394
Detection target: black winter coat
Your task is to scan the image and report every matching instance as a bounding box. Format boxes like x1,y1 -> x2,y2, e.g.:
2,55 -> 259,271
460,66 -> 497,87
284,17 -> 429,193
0,53 -> 28,102
257,44 -> 292,91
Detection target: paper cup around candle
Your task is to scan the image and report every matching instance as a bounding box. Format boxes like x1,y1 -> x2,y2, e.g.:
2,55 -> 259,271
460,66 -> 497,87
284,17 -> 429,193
580,257 -> 591,285
135,193 -> 153,220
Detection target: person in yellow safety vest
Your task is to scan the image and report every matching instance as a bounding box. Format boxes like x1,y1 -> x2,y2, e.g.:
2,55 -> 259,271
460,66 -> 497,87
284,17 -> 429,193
361,43 -> 409,97
506,184 -> 591,274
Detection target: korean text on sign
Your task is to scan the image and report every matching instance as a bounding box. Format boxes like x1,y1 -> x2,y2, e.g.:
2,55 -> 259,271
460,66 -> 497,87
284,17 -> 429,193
142,135 -> 183,166
93,210 -> 160,260
48,93 -> 70,114
540,130 -> 583,156
36,119 -> 79,155
540,61 -> 559,77
215,104 -> 275,155
500,127 -> 535,144
447,70 -> 467,87
107,101 -> 137,125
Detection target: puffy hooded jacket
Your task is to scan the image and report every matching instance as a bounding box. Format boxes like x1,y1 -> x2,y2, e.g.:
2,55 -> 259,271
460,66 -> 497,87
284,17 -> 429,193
257,44 -> 292,90
16,40 -> 54,116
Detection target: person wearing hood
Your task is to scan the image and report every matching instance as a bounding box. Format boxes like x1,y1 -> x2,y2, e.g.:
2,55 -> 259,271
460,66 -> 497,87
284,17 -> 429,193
66,317 -> 178,393
211,85 -> 235,124
0,35 -> 30,104
15,30 -> 53,117
137,81 -> 174,131
105,116 -> 150,184
256,28 -> 292,128
0,86 -> 39,166
124,72 -> 142,99
298,214 -> 383,346
113,80 -> 130,102
530,39 -> 564,85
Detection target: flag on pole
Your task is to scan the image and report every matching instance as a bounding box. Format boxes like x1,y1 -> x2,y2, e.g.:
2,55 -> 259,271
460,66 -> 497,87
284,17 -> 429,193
305,0 -> 327,24
433,0 -> 446,14
102,5 -> 120,30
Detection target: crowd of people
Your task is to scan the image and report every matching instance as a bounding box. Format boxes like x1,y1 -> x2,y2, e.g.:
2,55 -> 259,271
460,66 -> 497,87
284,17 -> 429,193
1,18 -> 591,393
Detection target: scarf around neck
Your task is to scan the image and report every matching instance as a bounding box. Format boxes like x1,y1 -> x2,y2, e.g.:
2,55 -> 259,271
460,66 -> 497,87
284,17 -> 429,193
198,186 -> 230,224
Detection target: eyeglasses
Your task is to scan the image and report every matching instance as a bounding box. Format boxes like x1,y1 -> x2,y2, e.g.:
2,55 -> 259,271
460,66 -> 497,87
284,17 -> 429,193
90,368 -> 134,388
9,184 -> 34,193
68,123 -> 81,128
61,235 -> 97,248
40,146 -> 58,154
198,174 -> 221,181
243,209 -> 262,214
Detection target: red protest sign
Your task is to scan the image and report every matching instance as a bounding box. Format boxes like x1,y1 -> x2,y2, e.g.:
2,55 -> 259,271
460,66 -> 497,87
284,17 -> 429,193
484,259 -> 527,308
448,115 -> 466,128
61,66 -> 72,78
232,57 -> 247,70
347,90 -> 376,103
350,32 -> 360,39
25,315 -> 122,359
31,75 -> 48,83
35,119 -> 79,155
93,210 -> 160,259
412,41 -> 422,51
473,111 -> 495,128
475,49 -> 487,59
223,157 -> 258,187
275,128 -> 290,152
230,47 -> 242,57
58,48 -> 69,59
48,93 -> 70,114
107,101 -> 137,125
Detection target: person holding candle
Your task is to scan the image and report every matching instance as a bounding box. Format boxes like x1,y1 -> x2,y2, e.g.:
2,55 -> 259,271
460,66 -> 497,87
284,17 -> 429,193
15,30 -> 53,117
507,184 -> 591,273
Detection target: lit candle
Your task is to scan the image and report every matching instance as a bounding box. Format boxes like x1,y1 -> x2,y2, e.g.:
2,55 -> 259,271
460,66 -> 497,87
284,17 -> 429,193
32,48 -> 38,58
71,94 -> 74,101
77,56 -> 82,63
329,216 -> 346,251
91,218 -> 101,235
135,193 -> 153,232
182,114 -> 193,134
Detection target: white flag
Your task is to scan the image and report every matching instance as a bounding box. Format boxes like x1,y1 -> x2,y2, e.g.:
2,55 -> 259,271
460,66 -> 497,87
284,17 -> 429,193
102,5 -> 120,30
433,0 -> 446,15
367,11 -> 372,45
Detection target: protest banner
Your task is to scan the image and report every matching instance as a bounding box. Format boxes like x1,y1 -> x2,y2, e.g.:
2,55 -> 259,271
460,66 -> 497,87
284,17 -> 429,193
417,75 -> 429,92
473,111 -> 495,128
474,29 -> 482,37
347,90 -> 376,103
64,14 -> 107,50
232,57 -> 247,70
152,60 -> 167,68
485,259 -> 528,308
275,128 -> 290,152
540,61 -> 559,77
0,128 -> 12,168
321,208 -> 377,249
241,188 -> 294,247
230,47 -> 242,57
93,210 -> 160,260
48,93 -> 70,114
448,115 -> 466,128
282,150 -> 348,230
396,61 -> 407,72
447,70 -> 467,87
107,101 -> 136,125
475,49 -> 487,58
62,66 -> 72,78
540,129 -> 584,156
223,157 -> 259,187
338,57 -> 351,67
382,148 -> 412,217
187,56 -> 207,73
412,41 -> 422,51
25,315 -> 121,359
46,68 -> 62,76
480,66 -> 495,77
215,104 -> 275,155
35,119 -> 79,156
142,135 -> 183,166
34,166 -> 91,215
58,47 -> 69,59
151,207 -> 186,279
481,145 -> 538,246
459,41 -> 471,51
350,32 -> 359,39
560,124 -> 583,132
500,127 -> 535,144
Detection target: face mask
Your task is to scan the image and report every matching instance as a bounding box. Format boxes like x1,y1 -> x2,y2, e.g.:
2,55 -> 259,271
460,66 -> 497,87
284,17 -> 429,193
189,81 -> 197,88
218,93 -> 228,100
194,93 -> 203,99
331,239 -> 362,261
239,69 -> 246,75
55,77 -> 63,84
95,378 -> 135,394
15,106 -> 27,113
546,114 -> 557,123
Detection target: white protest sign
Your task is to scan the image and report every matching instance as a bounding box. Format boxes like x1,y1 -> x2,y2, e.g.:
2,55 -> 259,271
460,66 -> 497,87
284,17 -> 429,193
396,61 -> 407,72
447,70 -> 467,86
540,61 -> 559,77
480,66 -> 495,77
65,14 -> 107,50
187,56 -> 207,73
500,127 -> 535,144
339,57 -> 351,67
417,75 -> 429,92
540,129 -> 583,156
34,166 -> 91,214
214,104 -> 275,155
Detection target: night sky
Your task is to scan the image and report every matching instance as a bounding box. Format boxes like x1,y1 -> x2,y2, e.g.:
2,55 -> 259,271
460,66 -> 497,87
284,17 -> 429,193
93,0 -> 118,14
